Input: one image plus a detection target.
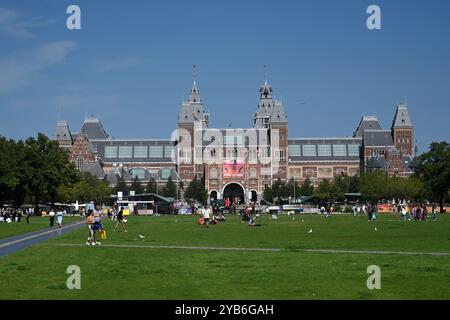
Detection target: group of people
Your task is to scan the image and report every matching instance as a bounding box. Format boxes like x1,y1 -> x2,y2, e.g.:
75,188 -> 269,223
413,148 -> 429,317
46,208 -> 67,229
84,205 -> 128,246
319,205 -> 334,218
399,204 -> 437,221
198,204 -> 226,228
0,207 -> 35,224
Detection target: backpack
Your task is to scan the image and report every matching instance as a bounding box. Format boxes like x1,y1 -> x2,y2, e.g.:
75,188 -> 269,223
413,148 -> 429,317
99,228 -> 107,240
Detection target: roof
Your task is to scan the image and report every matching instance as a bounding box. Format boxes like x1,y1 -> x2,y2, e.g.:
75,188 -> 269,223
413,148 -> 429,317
81,162 -> 104,178
178,81 -> 208,125
54,121 -> 73,141
353,116 -> 383,137
80,117 -> 108,140
363,130 -> 394,147
90,139 -> 175,163
253,81 -> 287,127
392,103 -> 413,128
105,173 -> 120,185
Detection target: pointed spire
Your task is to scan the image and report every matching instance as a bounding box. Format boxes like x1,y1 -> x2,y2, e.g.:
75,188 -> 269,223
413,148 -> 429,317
264,64 -> 268,86
189,64 -> 201,103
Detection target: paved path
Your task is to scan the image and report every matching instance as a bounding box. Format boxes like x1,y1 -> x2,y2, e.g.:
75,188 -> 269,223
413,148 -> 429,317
43,243 -> 450,256
0,221 -> 85,257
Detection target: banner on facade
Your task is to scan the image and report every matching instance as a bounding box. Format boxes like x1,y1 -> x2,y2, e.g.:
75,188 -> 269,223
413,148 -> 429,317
223,161 -> 245,178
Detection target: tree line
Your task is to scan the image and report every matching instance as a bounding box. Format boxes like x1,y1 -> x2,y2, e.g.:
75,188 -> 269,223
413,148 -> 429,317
262,142 -> 450,212
0,133 -> 111,210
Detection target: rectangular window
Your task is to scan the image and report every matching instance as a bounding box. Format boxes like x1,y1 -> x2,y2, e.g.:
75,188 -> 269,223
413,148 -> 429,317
182,148 -> 191,163
288,144 -> 301,157
149,146 -> 163,158
118,146 -> 132,158
333,145 -> 347,157
317,144 -> 332,156
224,135 -> 235,145
161,168 -> 171,179
133,146 -> 148,158
164,146 -> 174,158
318,167 -> 333,178
348,144 -> 360,156
104,146 -> 117,158
302,145 -> 316,157
130,168 -> 146,180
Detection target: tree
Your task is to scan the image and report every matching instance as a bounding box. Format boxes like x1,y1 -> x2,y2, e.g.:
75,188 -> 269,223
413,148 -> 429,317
263,185 -> 274,203
299,177 -> 314,196
146,177 -> 157,194
113,176 -> 129,195
415,141 -> 450,212
162,176 -> 176,198
131,176 -> 145,195
287,178 -> 300,201
185,176 -> 207,205
360,171 -> 389,204
57,172 -> 111,204
314,179 -> 337,204
333,174 -> 349,202
272,178 -> 287,204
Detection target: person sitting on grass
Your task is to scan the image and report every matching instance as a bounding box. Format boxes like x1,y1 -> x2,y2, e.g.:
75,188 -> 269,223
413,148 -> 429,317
114,207 -> 127,232
248,214 -> 261,227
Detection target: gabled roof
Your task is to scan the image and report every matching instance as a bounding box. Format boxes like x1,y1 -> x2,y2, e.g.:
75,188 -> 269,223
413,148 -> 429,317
392,103 -> 413,128
353,116 -> 382,137
54,121 -> 73,141
80,117 -> 108,140
81,162 -> 104,178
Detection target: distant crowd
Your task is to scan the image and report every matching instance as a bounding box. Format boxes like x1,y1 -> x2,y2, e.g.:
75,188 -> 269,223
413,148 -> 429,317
0,207 -> 34,224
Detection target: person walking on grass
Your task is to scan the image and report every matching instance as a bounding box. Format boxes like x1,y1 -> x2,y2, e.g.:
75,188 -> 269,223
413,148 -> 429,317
25,208 -> 31,224
401,205 -> 407,222
56,208 -> 64,228
48,208 -> 55,229
432,204 -> 437,221
114,207 -> 127,232
202,205 -> 211,228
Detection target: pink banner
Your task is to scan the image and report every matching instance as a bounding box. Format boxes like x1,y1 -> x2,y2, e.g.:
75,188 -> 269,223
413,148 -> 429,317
223,161 -> 245,178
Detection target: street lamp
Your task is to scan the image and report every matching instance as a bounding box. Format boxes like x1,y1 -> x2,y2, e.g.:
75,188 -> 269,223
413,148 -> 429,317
289,158 -> 296,204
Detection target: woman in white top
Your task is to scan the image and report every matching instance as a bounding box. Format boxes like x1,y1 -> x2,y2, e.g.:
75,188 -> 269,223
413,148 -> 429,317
56,209 -> 64,228
203,206 -> 211,227
48,209 -> 55,229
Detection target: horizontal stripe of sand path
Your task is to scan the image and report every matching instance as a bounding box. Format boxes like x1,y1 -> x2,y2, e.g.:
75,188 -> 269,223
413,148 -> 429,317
44,243 -> 450,256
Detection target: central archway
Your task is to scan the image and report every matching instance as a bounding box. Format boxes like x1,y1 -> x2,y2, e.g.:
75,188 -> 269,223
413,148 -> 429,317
222,182 -> 245,205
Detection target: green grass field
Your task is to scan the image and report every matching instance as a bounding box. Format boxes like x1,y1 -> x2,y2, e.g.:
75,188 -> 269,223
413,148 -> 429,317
1,214 -> 450,299
0,216 -> 81,239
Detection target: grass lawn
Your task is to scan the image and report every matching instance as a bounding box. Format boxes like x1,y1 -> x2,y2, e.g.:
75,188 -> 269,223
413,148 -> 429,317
1,214 -> 449,299
0,216 -> 81,239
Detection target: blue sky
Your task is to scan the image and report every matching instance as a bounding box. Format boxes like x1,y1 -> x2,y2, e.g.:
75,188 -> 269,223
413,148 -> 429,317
0,0 -> 449,153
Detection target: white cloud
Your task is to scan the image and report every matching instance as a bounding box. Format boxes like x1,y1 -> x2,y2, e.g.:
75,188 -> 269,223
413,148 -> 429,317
0,8 -> 57,39
0,41 -> 77,94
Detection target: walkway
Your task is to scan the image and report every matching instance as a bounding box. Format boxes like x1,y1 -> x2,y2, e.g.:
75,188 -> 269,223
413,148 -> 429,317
0,221 -> 85,257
